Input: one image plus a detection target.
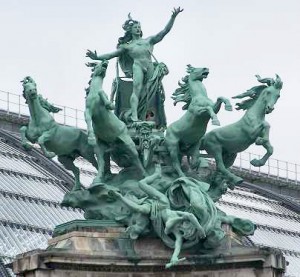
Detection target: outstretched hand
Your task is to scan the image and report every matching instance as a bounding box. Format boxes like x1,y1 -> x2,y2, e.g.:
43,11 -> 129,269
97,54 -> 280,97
86,49 -> 98,60
172,7 -> 184,18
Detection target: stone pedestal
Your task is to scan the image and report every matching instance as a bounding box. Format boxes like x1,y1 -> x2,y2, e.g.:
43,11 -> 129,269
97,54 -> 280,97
13,220 -> 286,277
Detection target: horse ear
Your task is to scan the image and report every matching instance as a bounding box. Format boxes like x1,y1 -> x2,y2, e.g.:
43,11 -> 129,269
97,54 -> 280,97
274,74 -> 283,89
186,64 -> 194,73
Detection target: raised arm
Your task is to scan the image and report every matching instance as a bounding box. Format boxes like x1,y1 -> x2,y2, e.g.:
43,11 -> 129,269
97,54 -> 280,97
86,48 -> 124,61
149,7 -> 183,45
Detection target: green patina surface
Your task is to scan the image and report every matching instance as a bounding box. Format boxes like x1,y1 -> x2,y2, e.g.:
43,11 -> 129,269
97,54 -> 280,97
20,7 -> 282,268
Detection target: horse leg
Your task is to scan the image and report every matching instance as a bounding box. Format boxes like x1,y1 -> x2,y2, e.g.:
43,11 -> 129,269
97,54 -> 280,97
206,106 -> 220,126
37,129 -> 56,158
58,155 -> 82,190
213,97 -> 232,114
165,133 -> 185,177
91,141 -> 106,187
118,131 -> 146,177
20,126 -> 32,150
103,151 -> 113,180
188,143 -> 208,171
223,152 -> 239,189
84,106 -> 97,146
250,122 -> 273,167
208,144 -> 242,186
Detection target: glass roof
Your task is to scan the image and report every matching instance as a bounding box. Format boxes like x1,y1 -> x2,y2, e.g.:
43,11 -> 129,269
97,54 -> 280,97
284,254 -> 300,277
0,140 -> 28,158
217,203 -> 300,233
0,222 -> 51,259
222,190 -> 300,217
0,154 -> 46,177
0,194 -> 83,229
252,227 -> 300,253
0,173 -> 65,202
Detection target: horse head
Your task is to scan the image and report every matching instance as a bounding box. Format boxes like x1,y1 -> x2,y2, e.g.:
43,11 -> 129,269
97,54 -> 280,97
87,60 -> 109,78
21,76 -> 37,101
186,64 -> 209,81
233,74 -> 282,114
258,74 -> 282,114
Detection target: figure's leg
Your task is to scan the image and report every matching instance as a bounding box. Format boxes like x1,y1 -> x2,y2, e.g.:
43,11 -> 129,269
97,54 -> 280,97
37,129 -> 56,158
58,155 -> 82,190
20,126 -> 32,150
130,65 -> 144,121
250,122 -> 273,166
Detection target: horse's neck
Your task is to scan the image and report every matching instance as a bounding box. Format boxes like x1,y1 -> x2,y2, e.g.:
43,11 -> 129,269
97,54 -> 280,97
28,97 -> 52,124
243,99 -> 266,124
90,75 -> 104,95
189,79 -> 207,97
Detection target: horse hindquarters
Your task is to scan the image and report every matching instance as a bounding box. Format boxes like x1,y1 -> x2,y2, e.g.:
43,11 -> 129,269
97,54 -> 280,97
201,134 -> 243,187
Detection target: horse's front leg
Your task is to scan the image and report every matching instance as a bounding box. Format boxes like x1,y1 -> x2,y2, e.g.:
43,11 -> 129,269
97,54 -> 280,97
206,106 -> 220,126
90,141 -> 106,188
165,132 -> 185,177
250,122 -> 273,167
84,103 -> 97,146
188,143 -> 208,171
20,126 -> 32,150
37,129 -> 56,158
213,97 -> 232,114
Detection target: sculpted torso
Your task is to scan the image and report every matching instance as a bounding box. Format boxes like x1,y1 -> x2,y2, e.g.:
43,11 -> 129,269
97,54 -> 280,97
121,38 -> 154,72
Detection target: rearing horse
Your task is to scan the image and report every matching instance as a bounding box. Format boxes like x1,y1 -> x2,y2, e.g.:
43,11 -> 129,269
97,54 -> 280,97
200,74 -> 283,187
165,65 -> 232,177
84,61 -> 146,186
20,77 -> 97,190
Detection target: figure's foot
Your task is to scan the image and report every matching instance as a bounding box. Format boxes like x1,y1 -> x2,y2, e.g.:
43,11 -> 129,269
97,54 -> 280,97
165,257 -> 186,269
211,118 -> 220,126
130,114 -> 141,122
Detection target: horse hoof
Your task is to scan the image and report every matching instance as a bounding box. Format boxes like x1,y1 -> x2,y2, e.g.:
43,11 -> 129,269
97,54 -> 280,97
225,105 -> 233,111
88,182 -> 105,193
233,176 -> 243,185
212,119 -> 220,126
250,159 -> 263,167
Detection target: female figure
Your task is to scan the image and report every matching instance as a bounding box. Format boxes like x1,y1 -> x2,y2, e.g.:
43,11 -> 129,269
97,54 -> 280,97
86,7 -> 183,121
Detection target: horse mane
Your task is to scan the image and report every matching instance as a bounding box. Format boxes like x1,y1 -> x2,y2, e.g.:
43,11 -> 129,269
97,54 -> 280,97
233,85 -> 267,110
171,75 -> 192,110
38,95 -> 62,113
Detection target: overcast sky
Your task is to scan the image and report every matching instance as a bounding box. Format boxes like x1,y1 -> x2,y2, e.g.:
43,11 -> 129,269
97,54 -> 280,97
1,0 -> 300,165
